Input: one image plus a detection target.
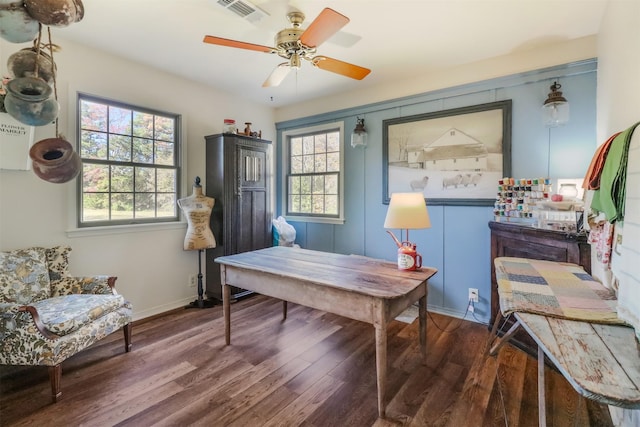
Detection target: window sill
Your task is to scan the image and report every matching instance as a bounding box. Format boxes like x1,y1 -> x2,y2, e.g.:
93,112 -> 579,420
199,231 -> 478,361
66,221 -> 185,238
283,215 -> 345,225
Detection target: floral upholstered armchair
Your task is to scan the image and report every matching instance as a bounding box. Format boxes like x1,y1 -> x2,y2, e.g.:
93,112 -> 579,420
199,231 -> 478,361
0,246 -> 132,402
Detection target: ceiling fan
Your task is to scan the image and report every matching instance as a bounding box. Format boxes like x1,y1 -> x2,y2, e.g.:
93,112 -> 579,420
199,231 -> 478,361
203,8 -> 371,87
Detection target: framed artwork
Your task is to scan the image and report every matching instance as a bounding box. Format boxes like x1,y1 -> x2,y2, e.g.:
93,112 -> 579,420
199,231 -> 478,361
382,100 -> 512,205
0,112 -> 35,171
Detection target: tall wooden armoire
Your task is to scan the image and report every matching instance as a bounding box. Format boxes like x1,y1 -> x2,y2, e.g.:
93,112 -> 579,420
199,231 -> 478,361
204,133 -> 272,301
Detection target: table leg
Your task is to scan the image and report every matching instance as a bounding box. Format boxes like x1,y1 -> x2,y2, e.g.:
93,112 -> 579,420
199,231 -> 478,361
419,293 -> 427,363
538,345 -> 546,427
375,324 -> 387,419
283,300 -> 288,320
221,266 -> 231,345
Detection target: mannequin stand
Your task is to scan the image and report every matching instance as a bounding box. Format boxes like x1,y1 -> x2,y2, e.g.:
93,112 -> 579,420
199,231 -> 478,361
185,249 -> 219,309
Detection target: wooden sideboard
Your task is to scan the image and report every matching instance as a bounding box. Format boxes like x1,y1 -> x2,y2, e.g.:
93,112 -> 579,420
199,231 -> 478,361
489,221 -> 591,327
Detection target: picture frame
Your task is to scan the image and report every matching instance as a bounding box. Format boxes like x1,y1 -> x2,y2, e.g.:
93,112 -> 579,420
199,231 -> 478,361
382,100 -> 512,205
0,112 -> 35,171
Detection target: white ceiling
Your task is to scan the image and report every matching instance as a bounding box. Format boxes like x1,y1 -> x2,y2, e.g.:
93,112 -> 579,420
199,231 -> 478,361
54,0 -> 608,108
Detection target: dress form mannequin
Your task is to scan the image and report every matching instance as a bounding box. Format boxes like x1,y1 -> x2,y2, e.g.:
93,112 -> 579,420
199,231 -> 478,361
177,177 -> 216,251
177,177 -> 217,308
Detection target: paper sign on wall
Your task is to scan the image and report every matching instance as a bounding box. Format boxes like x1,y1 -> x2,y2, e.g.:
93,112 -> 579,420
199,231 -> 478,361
0,112 -> 35,170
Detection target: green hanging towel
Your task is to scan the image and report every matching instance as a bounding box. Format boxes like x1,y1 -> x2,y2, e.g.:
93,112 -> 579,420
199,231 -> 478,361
591,121 -> 640,222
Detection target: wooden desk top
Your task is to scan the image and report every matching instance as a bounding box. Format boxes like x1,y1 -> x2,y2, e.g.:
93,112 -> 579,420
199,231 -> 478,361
215,246 -> 437,299
515,312 -> 640,409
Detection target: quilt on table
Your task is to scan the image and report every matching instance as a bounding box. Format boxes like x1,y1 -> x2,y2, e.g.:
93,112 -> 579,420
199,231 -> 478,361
494,256 -> 625,324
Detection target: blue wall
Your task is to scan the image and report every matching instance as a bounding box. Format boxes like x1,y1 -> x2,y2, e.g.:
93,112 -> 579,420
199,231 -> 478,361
275,60 -> 597,324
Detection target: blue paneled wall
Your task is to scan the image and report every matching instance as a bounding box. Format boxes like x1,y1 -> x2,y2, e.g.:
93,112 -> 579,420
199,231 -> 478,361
275,60 -> 597,324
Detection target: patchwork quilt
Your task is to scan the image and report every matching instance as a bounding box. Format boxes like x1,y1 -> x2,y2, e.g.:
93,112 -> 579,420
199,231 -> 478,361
494,256 -> 625,324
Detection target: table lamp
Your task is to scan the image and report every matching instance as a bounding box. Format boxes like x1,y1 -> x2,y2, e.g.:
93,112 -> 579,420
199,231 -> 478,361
384,192 -> 431,270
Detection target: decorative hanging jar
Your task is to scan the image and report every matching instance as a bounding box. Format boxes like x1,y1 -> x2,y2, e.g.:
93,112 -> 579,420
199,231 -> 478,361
7,47 -> 57,85
29,137 -> 82,183
23,0 -> 84,27
4,77 -> 59,126
0,1 -> 40,43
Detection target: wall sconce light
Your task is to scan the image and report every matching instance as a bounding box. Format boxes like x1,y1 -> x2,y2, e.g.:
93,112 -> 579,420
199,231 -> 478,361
542,81 -> 569,127
351,116 -> 367,148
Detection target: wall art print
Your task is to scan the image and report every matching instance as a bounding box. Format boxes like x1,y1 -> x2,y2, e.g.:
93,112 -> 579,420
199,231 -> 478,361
382,100 -> 512,206
0,112 -> 35,170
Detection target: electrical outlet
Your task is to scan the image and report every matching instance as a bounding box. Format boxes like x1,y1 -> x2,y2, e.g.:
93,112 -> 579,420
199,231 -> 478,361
189,275 -> 197,288
469,288 -> 479,303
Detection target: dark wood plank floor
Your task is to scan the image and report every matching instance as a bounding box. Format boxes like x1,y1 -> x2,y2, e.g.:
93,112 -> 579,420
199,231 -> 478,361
0,295 -> 613,426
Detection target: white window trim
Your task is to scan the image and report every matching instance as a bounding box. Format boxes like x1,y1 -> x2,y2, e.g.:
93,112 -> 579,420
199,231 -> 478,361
280,121 -> 345,225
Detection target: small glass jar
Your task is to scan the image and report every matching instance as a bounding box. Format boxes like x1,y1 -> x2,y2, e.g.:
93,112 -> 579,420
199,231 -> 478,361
559,183 -> 579,199
223,119 -> 235,134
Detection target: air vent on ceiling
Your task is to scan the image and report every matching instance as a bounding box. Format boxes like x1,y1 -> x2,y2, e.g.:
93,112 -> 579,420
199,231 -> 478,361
216,0 -> 269,23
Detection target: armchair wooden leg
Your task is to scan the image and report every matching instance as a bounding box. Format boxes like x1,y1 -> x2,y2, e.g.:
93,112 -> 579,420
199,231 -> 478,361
48,364 -> 62,403
123,323 -> 132,352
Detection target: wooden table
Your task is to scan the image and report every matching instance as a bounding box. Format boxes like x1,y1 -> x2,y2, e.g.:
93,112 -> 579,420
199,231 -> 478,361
215,246 -> 437,418
489,312 -> 640,426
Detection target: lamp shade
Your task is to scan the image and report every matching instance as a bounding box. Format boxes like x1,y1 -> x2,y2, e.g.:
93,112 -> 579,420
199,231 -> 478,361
384,193 -> 431,229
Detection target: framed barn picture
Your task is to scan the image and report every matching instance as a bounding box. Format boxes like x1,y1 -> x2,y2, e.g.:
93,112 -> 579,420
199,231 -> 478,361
382,100 -> 512,205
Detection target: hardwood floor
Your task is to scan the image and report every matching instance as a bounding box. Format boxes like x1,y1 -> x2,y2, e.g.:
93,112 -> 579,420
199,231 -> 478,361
0,295 -> 613,426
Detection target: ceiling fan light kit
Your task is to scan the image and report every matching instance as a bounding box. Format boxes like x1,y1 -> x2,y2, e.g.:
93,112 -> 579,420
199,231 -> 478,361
203,7 -> 371,87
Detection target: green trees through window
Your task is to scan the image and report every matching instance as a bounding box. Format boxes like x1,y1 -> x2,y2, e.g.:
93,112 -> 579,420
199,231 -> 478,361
78,94 -> 180,226
287,129 -> 341,217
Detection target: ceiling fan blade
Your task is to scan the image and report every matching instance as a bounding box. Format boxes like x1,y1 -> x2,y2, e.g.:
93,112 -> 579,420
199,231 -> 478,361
203,35 -> 274,53
312,56 -> 371,80
263,63 -> 291,87
299,8 -> 349,48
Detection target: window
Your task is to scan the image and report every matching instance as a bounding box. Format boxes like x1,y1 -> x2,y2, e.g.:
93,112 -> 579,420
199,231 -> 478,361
77,94 -> 180,227
282,122 -> 344,224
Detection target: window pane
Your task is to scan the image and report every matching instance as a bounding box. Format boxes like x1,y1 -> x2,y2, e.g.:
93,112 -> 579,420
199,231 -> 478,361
312,195 -> 324,213
109,106 -> 132,134
155,116 -> 174,141
157,193 -> 176,217
135,193 -> 155,218
111,166 -> 133,192
81,131 -> 107,160
81,101 -> 107,132
289,195 -> 300,212
133,111 -> 153,138
135,167 -> 156,192
302,136 -> 314,155
300,176 -> 311,194
82,163 -> 109,192
157,168 -> 176,192
132,137 -> 153,163
111,193 -> 134,219
327,132 -> 340,152
327,152 -> 339,172
326,174 -> 338,194
289,176 -> 300,194
155,141 -> 174,166
109,134 -> 131,161
291,138 -> 303,156
314,154 -> 326,172
291,156 -> 302,174
312,175 -> 324,194
82,193 -> 109,222
314,134 -> 326,153
325,195 -> 338,215
300,195 -> 312,213
302,155 -> 314,173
